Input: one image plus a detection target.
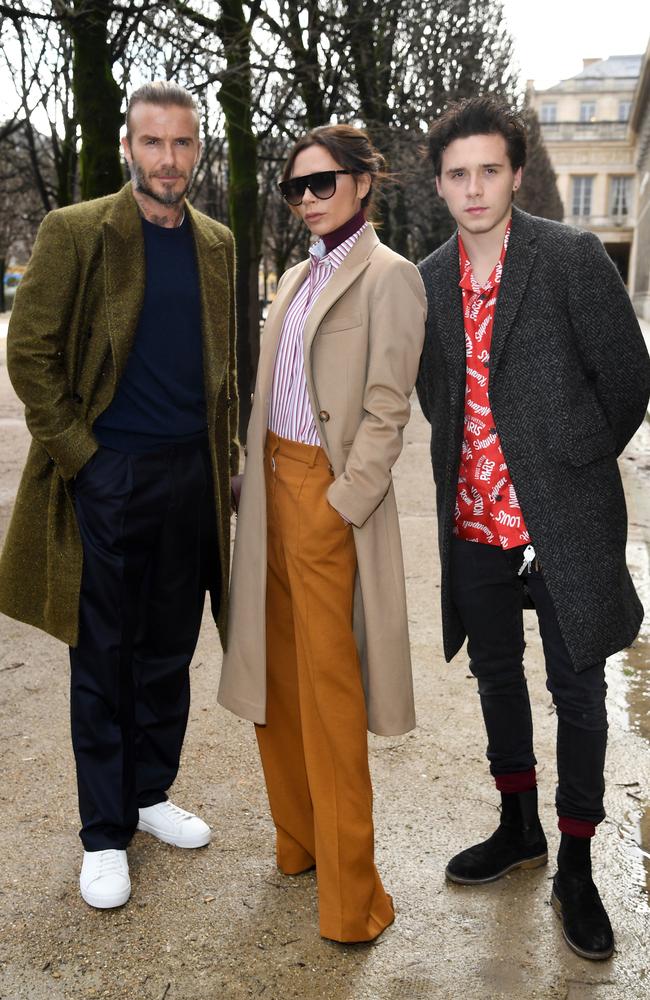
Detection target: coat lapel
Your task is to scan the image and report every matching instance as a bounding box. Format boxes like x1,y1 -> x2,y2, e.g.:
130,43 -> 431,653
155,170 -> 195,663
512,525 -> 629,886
254,225 -> 377,431
431,234 -> 466,409
102,185 -> 146,381
103,187 -> 231,411
302,227 -> 377,434
187,203 -> 229,409
302,225 -> 378,359
490,207 -> 538,379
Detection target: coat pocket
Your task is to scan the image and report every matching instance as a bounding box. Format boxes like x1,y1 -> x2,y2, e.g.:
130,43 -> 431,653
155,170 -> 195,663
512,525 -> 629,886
318,313 -> 362,336
562,426 -> 616,466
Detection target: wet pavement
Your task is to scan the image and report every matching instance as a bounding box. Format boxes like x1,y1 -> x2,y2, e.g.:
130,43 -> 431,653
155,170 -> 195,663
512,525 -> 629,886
606,428 -> 650,922
0,328 -> 648,1000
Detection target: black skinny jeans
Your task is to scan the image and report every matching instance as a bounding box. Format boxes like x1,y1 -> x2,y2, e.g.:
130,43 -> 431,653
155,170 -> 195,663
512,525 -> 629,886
451,538 -> 607,825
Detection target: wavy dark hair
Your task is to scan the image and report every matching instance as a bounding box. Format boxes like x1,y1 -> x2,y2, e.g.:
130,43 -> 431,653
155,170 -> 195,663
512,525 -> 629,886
281,124 -> 387,220
428,96 -> 527,176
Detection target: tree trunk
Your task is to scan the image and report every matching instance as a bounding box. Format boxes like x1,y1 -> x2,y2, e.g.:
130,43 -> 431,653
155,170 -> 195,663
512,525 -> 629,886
69,0 -> 123,201
218,0 -> 260,443
346,1 -> 400,248
391,183 -> 409,258
285,0 -> 326,128
55,117 -> 78,207
0,258 -> 6,313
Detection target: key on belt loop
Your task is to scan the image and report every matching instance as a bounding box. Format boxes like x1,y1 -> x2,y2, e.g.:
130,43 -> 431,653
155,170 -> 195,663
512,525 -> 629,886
517,544 -> 536,576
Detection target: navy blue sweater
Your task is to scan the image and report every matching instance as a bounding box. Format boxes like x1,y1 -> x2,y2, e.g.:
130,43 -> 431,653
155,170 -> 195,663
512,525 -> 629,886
94,214 -> 206,452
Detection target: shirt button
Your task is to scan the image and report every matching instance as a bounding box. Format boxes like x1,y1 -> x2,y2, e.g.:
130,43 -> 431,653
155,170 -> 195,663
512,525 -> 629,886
318,410 -> 330,422
489,427 -> 496,434
496,494 -> 503,501
483,360 -> 489,368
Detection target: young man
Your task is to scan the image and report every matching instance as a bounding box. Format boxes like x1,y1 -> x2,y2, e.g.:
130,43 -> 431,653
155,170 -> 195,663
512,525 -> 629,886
0,82 -> 238,908
417,96 -> 650,960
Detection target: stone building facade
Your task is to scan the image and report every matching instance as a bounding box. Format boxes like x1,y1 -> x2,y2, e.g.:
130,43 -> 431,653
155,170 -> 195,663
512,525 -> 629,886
629,40 -> 650,319
530,54 -> 642,284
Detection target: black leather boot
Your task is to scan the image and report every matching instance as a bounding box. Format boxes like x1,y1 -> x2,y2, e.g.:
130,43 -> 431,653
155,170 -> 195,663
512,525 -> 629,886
551,833 -> 614,960
445,787 -> 548,885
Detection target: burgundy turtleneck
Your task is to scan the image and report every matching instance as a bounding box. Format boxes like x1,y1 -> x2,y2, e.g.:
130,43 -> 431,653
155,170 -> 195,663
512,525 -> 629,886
322,210 -> 367,253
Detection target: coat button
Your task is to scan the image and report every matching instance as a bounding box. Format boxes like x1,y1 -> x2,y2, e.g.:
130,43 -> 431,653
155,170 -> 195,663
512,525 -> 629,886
318,410 -> 330,422
250,393 -> 254,405
72,392 -> 83,403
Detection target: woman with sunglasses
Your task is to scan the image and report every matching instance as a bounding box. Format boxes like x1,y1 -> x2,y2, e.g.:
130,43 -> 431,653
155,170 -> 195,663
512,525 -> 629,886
219,124 -> 426,942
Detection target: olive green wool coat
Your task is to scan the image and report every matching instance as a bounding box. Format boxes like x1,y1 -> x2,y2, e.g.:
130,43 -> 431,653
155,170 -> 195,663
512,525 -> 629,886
0,183 -> 239,648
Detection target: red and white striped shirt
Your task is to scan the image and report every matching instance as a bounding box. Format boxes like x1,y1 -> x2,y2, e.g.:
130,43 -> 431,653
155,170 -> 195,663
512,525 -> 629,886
268,224 -> 367,444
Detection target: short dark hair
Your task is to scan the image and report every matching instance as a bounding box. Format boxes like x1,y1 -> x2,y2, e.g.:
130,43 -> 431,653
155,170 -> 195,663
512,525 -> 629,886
428,96 -> 527,176
125,81 -> 199,140
281,124 -> 387,219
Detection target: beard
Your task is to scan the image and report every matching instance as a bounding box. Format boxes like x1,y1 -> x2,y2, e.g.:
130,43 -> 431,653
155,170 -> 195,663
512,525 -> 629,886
128,157 -> 194,206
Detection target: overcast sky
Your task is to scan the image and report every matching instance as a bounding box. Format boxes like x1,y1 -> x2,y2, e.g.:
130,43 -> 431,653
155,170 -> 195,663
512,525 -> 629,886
501,0 -> 650,91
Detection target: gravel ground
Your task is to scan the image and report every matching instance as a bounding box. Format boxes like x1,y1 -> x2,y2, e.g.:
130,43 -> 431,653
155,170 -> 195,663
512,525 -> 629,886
0,325 -> 649,1000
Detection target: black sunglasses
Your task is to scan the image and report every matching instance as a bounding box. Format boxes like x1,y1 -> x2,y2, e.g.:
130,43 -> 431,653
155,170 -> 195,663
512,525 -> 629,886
279,169 -> 352,206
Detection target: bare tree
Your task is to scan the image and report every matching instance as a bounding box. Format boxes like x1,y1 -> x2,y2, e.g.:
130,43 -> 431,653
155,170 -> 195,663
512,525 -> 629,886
0,122 -> 44,308
64,0 -> 124,198
0,0 -> 528,418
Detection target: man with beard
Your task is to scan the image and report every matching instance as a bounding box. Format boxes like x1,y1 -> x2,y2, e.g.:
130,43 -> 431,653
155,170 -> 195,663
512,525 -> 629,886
0,82 -> 238,908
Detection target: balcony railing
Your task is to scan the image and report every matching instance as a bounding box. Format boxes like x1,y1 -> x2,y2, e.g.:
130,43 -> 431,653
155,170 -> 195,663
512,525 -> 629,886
569,214 -> 633,229
541,121 -> 630,141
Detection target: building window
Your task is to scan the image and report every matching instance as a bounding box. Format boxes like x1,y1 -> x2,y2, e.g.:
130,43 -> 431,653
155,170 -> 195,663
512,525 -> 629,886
572,176 -> 594,217
610,176 -> 632,217
618,101 -> 632,121
579,101 -> 596,122
540,102 -> 557,123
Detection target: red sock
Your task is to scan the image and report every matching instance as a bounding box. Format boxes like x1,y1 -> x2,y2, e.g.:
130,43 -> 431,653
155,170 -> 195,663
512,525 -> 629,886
494,768 -> 537,794
558,816 -> 596,838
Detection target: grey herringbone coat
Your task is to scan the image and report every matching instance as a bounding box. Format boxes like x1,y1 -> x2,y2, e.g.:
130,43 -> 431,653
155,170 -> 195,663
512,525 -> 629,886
416,206 -> 650,670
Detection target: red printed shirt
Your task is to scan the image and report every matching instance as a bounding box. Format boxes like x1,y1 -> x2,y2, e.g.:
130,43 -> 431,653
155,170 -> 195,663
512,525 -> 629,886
454,222 -> 530,549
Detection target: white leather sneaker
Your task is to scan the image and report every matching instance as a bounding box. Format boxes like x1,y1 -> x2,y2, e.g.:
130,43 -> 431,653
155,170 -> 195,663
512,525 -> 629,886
137,801 -> 211,848
80,849 -> 131,909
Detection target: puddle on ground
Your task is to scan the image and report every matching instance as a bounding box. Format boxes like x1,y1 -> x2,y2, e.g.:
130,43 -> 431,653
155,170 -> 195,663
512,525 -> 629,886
606,539 -> 649,910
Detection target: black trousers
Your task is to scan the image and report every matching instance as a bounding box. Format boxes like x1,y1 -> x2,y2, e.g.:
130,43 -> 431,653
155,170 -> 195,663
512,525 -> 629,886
69,439 -> 219,851
450,538 -> 607,825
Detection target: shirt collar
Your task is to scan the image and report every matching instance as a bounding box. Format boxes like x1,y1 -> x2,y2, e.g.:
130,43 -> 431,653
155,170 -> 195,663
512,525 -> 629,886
458,219 -> 511,293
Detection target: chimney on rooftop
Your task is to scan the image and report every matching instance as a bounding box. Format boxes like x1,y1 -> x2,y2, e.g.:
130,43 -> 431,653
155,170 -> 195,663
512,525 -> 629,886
582,58 -> 600,69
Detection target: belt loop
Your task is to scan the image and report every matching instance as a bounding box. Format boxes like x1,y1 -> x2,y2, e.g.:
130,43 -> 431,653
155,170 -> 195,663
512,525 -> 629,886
271,434 -> 280,472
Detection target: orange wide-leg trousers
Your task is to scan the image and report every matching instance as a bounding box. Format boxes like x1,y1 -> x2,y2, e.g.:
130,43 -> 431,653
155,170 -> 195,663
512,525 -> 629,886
255,431 -> 394,942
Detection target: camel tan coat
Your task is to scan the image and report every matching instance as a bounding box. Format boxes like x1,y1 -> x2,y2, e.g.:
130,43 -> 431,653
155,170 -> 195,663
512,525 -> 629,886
218,225 -> 426,736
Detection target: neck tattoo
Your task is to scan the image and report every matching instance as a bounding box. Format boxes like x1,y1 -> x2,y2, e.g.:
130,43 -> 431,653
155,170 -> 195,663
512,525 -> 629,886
135,195 -> 185,229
